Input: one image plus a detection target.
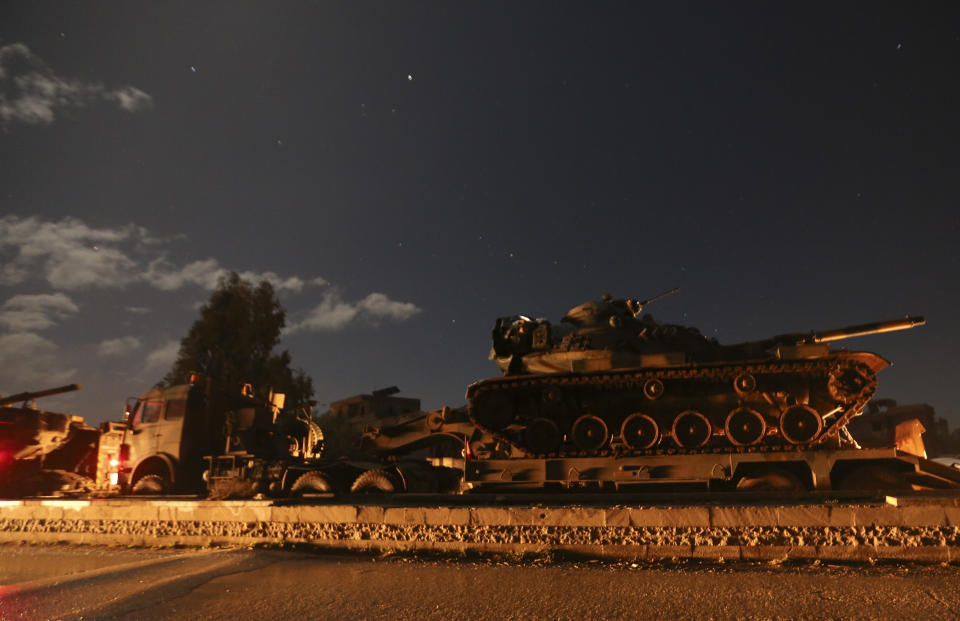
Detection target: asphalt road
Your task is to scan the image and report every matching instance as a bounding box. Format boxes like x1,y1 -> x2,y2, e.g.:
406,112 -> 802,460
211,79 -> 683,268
1,544 -> 959,620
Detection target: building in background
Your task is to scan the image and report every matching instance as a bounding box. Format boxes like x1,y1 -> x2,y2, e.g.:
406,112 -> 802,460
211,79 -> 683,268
328,386 -> 421,427
847,399 -> 957,457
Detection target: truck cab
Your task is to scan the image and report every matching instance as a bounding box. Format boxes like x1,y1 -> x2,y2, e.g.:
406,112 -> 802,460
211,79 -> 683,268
121,378 -> 224,494
119,375 -> 319,496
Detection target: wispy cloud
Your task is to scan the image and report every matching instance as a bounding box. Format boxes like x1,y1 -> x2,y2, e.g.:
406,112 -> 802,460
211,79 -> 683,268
144,259 -> 312,293
0,42 -> 152,127
0,292 -> 78,332
288,291 -> 359,332
0,332 -> 76,389
0,291 -> 79,392
145,258 -> 224,291
0,215 -> 321,293
0,216 -> 144,290
144,340 -> 180,372
357,292 -> 421,322
98,335 -> 142,357
237,271 -> 315,293
0,216 -> 423,356
286,291 -> 422,334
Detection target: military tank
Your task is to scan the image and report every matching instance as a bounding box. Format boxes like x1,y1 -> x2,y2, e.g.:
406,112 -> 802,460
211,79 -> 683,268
467,291 -> 924,458
0,384 -> 98,496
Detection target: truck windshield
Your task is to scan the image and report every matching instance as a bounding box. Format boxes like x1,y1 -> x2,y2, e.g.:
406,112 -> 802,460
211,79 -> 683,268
131,401 -> 163,426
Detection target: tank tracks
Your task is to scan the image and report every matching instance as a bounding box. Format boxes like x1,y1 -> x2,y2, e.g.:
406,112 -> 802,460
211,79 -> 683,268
466,356 -> 879,459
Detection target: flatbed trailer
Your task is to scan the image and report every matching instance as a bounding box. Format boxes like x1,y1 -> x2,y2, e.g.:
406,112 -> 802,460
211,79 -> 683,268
461,446 -> 960,492
360,407 -> 960,494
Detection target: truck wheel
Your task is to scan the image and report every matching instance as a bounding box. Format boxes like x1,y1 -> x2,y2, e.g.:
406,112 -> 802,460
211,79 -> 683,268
290,471 -> 333,495
132,474 -> 167,495
350,469 -> 403,493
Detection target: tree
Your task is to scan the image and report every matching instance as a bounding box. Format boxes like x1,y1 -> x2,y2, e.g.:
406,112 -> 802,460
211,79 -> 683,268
163,272 -> 314,407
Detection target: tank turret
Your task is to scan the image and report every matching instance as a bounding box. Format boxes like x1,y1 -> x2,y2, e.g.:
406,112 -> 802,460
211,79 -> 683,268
0,384 -> 85,461
0,383 -> 98,497
470,293 -> 925,458
491,289 -> 722,375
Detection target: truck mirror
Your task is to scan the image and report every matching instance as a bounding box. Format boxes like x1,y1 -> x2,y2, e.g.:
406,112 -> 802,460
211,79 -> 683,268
123,397 -> 139,425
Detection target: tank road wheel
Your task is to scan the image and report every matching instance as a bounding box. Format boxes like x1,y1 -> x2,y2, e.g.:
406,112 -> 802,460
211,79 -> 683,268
470,390 -> 515,430
733,373 -> 757,394
290,471 -> 333,495
350,469 -> 403,493
571,415 -> 609,453
132,474 -> 167,495
672,411 -> 712,448
779,405 -> 823,444
643,378 -> 665,400
724,407 -> 767,446
524,417 -> 562,455
621,413 -> 659,450
827,360 -> 877,405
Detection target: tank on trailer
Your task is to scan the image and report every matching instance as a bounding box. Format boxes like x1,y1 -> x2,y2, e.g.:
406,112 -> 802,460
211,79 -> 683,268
473,291 -> 925,460
328,292 -> 958,494
0,384 -> 98,496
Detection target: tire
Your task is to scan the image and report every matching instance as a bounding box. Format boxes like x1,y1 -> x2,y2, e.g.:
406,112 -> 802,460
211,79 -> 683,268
290,471 -> 333,495
350,469 -> 403,493
132,474 -> 167,495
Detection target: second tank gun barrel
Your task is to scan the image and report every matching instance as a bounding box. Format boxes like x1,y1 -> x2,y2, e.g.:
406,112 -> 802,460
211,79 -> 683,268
757,317 -> 925,351
804,316 -> 925,344
0,383 -> 82,407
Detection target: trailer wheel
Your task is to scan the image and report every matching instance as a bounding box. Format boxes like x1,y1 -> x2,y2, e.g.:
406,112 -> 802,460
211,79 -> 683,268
290,471 -> 333,495
132,474 -> 167,495
350,469 -> 403,493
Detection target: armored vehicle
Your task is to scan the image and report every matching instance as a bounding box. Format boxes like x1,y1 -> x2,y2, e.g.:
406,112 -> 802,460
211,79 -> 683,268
0,384 -> 103,496
468,291 -> 925,458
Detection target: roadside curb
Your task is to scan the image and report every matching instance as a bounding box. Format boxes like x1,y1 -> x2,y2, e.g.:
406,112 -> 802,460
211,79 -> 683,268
1,497 -> 958,563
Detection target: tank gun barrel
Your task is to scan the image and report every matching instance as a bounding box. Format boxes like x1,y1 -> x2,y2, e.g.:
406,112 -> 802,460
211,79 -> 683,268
0,383 -> 82,407
630,287 -> 680,316
805,316 -> 925,344
637,287 -> 680,307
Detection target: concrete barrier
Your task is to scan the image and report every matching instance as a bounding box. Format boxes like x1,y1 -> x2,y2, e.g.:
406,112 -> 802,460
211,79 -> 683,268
1,496 -> 958,562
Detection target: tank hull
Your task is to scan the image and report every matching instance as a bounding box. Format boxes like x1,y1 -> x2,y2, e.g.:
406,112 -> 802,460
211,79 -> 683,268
468,352 -> 887,458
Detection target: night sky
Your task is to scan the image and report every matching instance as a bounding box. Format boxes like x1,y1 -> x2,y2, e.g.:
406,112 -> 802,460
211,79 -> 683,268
2,3 -> 959,427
